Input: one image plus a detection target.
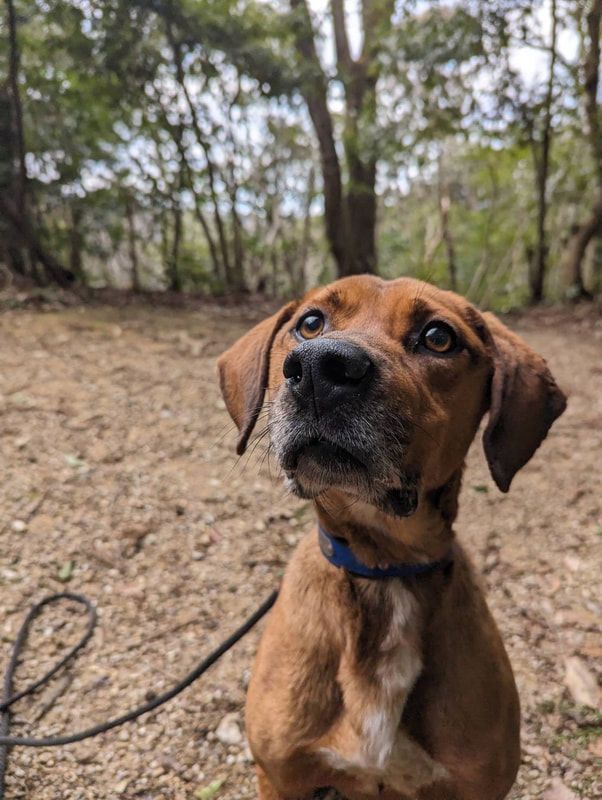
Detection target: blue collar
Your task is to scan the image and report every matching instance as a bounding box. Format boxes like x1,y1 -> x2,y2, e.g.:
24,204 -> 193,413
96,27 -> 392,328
318,525 -> 451,580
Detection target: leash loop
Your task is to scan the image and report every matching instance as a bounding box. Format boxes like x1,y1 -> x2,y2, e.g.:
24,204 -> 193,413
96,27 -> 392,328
0,589 -> 278,797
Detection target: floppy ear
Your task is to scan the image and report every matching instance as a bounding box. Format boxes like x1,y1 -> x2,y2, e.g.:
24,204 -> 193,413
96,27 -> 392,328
482,312 -> 567,493
217,302 -> 298,455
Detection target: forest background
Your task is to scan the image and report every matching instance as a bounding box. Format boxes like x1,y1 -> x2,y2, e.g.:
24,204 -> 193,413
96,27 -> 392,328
1,0 -> 601,310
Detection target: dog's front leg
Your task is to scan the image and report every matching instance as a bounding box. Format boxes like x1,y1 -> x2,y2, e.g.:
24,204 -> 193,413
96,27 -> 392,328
256,765 -> 286,800
256,765 -> 316,800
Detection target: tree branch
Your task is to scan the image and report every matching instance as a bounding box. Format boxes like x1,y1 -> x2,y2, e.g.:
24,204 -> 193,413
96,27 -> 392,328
165,24 -> 233,285
331,0 -> 353,74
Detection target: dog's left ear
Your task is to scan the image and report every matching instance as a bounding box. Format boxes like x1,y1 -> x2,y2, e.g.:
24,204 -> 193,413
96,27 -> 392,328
217,302 -> 298,455
482,312 -> 567,493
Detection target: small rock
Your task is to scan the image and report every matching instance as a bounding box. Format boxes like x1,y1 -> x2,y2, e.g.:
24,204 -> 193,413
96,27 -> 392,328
564,555 -> 582,572
527,768 -> 540,779
74,745 -> 97,765
11,519 -> 27,532
542,778 -> 578,800
215,712 -> 242,746
29,514 -> 56,536
564,656 -> 601,709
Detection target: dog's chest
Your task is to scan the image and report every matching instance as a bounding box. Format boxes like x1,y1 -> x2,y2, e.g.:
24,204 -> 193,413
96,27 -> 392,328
318,580 -> 439,792
358,582 -> 422,769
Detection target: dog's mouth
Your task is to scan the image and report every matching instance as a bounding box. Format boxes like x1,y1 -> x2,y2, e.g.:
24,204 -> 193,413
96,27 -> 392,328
280,436 -> 419,516
282,437 -> 370,475
276,430 -> 419,516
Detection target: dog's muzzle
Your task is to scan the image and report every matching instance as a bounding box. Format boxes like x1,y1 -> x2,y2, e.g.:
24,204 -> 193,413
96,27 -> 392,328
271,337 -> 412,507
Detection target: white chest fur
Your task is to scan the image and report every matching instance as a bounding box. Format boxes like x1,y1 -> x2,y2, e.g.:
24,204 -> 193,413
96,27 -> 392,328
360,581 -> 422,769
318,580 -> 448,794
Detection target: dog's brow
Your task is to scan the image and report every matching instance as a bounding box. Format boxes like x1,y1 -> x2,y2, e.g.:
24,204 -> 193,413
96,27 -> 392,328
325,289 -> 343,309
323,289 -> 362,317
409,297 -> 433,323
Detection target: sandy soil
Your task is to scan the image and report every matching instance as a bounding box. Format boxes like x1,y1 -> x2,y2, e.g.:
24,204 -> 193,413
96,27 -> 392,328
0,295 -> 600,800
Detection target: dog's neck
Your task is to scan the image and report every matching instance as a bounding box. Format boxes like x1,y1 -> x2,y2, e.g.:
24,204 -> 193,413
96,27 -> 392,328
315,469 -> 462,567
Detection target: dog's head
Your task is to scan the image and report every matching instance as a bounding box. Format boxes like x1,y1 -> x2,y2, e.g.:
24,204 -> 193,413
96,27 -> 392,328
218,276 -> 566,516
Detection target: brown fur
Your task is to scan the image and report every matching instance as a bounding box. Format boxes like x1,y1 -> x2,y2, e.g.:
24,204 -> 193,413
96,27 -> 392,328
217,276 -> 566,800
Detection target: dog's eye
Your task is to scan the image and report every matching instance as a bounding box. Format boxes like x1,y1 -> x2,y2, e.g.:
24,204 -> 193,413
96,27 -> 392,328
421,323 -> 456,354
297,312 -> 325,340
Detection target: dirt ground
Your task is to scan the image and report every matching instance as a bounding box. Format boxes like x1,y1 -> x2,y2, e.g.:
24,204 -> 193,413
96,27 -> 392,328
0,293 -> 600,800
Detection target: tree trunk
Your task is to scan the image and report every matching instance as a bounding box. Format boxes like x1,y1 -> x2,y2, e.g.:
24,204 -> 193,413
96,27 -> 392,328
345,143 -> 377,274
3,0 -> 30,279
1,0 -> 74,287
563,200 -> 602,298
0,195 -> 74,286
169,203 -> 182,292
187,166 -> 224,286
5,0 -> 26,222
437,151 -> 458,291
229,185 -> 245,292
69,204 -> 84,282
297,164 -> 315,294
529,0 -> 558,304
0,88 -> 25,277
291,0 -> 351,276
124,193 -> 141,291
160,209 -> 169,271
584,0 -> 602,190
560,0 -> 601,296
336,0 -> 391,275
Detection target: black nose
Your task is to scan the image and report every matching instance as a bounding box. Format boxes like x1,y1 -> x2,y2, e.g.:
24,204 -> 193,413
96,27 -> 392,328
283,339 -> 374,414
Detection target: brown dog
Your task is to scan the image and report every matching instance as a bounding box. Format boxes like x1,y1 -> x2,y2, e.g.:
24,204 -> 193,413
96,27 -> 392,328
218,276 -> 566,800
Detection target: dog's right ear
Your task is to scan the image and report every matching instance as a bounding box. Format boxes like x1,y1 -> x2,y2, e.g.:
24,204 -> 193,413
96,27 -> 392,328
482,312 -> 567,493
217,302 -> 298,455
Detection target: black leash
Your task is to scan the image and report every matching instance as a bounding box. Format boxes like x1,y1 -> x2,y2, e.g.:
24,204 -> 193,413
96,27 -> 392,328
0,589 -> 278,797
